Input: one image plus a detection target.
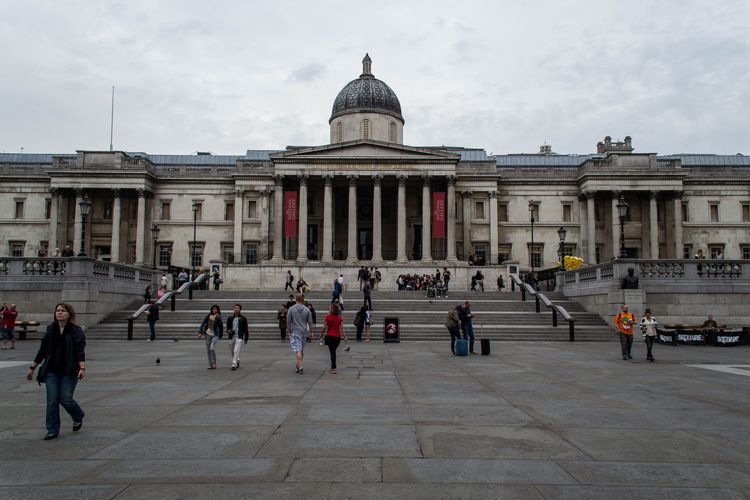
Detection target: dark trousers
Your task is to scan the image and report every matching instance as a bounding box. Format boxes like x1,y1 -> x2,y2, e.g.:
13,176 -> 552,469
45,371 -> 84,435
462,322 -> 475,353
363,295 -> 372,310
619,333 -> 633,356
148,320 -> 157,341
644,335 -> 655,358
356,324 -> 364,342
279,327 -> 286,340
285,282 -> 294,291
448,326 -> 461,354
326,336 -> 341,369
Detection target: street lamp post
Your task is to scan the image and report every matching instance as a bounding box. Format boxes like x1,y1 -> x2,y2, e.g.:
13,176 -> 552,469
616,195 -> 629,258
557,225 -> 567,271
528,201 -> 536,271
150,223 -> 160,270
190,202 -> 198,300
77,195 -> 92,256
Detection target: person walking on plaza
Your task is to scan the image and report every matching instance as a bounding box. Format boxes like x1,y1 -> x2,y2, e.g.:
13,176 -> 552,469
332,278 -> 344,310
358,266 -> 368,290
25,303 -> 86,441
177,269 -> 189,289
198,305 -> 223,369
285,270 -> 295,291
321,303 -> 348,374
1,303 -> 18,350
364,308 -> 373,342
614,304 -> 636,360
354,306 -> 366,342
640,308 -> 658,362
277,304 -> 288,342
363,279 -> 373,310
226,304 -> 249,370
287,293 -> 314,374
145,299 -> 159,341
445,305 -> 462,354
459,301 -> 476,354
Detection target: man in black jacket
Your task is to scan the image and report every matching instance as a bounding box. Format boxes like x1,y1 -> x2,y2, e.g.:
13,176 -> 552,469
226,304 -> 249,370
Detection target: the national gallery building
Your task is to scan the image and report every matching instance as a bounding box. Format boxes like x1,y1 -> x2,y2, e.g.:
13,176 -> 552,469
2,55 -> 749,273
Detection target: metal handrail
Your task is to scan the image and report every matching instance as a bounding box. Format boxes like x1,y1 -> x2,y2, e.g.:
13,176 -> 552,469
127,273 -> 205,339
511,273 -> 576,341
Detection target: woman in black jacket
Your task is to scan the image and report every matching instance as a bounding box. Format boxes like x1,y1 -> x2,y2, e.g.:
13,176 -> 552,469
25,303 -> 86,440
198,305 -> 223,369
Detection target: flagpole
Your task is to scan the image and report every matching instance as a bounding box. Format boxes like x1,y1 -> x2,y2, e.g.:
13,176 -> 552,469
109,85 -> 115,151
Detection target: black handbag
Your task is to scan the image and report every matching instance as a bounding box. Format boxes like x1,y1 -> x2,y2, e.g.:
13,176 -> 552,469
36,363 -> 47,385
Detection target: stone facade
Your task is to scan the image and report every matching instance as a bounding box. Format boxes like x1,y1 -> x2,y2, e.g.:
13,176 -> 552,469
1,58 -> 749,272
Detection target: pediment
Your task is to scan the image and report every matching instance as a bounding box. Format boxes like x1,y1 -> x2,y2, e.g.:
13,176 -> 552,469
271,140 -> 460,163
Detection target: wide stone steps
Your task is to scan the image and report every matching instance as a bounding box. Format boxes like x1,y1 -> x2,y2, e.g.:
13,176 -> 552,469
85,290 -> 614,342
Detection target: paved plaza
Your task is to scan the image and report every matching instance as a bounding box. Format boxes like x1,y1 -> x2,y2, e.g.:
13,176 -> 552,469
1,338 -> 749,499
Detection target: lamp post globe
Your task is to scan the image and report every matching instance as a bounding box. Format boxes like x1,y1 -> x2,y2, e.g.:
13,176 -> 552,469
77,194 -> 92,256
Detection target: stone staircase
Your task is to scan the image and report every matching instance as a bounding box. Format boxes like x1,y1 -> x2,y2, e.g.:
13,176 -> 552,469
85,288 -> 614,342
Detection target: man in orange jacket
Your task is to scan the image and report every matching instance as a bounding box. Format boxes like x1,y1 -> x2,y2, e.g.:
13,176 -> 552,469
613,305 -> 636,360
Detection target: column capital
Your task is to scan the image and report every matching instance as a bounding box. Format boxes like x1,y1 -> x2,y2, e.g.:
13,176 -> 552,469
447,175 -> 457,186
421,174 -> 432,186
323,174 -> 334,186
489,190 -> 498,199
298,175 -> 308,186
260,188 -> 271,198
49,187 -> 59,195
649,189 -> 660,200
136,188 -> 147,198
461,191 -> 473,198
672,190 -> 684,200
111,188 -> 121,198
372,174 -> 383,185
234,189 -> 243,198
273,174 -> 284,186
397,174 -> 408,186
581,190 -> 595,200
74,187 -> 85,197
611,189 -> 621,198
347,175 -> 358,186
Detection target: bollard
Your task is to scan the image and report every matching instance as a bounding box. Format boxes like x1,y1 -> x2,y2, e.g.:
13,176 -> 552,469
127,318 -> 134,340
552,308 -> 558,327
569,321 -> 575,342
511,279 -> 516,292
171,293 -> 176,312
521,286 -> 526,301
188,284 -> 193,300
535,295 -> 540,313
19,324 -> 27,341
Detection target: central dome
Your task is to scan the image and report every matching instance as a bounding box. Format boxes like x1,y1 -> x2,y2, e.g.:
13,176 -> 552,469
329,54 -> 404,124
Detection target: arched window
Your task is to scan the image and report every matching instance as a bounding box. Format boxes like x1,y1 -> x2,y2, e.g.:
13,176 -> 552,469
336,122 -> 343,142
362,119 -> 369,139
389,122 -> 396,142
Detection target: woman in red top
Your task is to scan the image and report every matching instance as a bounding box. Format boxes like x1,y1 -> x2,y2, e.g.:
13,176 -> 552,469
321,303 -> 348,374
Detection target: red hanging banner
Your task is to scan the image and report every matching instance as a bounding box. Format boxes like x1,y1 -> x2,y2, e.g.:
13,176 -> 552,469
284,191 -> 298,237
432,192 -> 446,238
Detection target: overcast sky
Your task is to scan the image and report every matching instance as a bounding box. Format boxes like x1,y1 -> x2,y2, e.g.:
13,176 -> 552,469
2,0 -> 749,156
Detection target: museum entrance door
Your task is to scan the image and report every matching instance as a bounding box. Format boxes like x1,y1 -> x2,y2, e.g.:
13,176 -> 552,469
358,228 -> 372,260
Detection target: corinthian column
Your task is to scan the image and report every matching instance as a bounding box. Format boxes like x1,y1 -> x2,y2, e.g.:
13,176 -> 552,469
111,189 -> 121,263
649,190 -> 659,259
135,189 -> 147,265
48,188 -> 59,252
372,175 -> 383,261
397,175 -> 407,262
297,176 -> 308,262
489,191 -> 498,265
272,175 -> 284,260
446,176 -> 456,261
260,189 -> 270,259
322,175 -> 333,261
73,188 -> 83,254
673,191 -> 683,259
347,175 -> 358,262
462,191 -> 473,259
586,191 -> 596,264
421,175 -> 432,262
233,189 -> 243,263
611,190 -> 621,259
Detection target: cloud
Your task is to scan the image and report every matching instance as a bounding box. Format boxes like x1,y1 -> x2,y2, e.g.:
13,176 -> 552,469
287,63 -> 326,84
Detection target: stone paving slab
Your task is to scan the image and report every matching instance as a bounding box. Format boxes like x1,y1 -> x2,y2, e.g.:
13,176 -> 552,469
0,339 -> 748,499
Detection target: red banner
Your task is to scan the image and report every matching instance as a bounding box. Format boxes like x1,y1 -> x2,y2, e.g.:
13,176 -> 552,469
284,191 -> 298,237
432,192 -> 446,238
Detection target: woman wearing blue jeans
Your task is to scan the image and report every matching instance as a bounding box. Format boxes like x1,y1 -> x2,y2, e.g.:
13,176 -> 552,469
198,305 -> 223,369
26,303 -> 86,440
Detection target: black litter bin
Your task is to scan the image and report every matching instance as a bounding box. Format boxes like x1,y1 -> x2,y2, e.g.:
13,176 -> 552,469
384,317 -> 400,343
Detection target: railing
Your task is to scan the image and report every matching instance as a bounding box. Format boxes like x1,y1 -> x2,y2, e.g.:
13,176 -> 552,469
0,257 -> 156,283
510,273 -> 576,341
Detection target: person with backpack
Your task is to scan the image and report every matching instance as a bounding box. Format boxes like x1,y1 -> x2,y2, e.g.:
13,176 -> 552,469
445,305 -> 462,354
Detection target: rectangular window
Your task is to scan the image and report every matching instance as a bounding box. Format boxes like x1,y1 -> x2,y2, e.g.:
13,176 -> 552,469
498,204 -> 508,222
247,199 -> 258,218
474,242 -> 487,262
498,244 -> 511,264
193,202 -> 203,221
221,243 -> 234,263
594,201 -> 603,223
562,203 -> 572,223
595,246 -> 601,264
562,243 -> 576,258
45,199 -> 52,219
475,201 -> 485,220
189,243 -> 204,268
709,244 -> 724,259
225,202 -> 234,221
158,243 -> 173,268
15,201 -> 24,219
681,202 -> 689,222
9,240 -> 25,257
709,203 -> 719,222
742,204 -> 750,222
244,242 -> 258,264
741,245 -> 750,260
161,202 -> 171,221
103,201 -> 112,220
683,244 -> 693,259
529,243 -> 543,269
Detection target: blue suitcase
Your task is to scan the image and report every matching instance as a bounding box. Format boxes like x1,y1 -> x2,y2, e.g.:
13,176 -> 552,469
454,338 -> 469,356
